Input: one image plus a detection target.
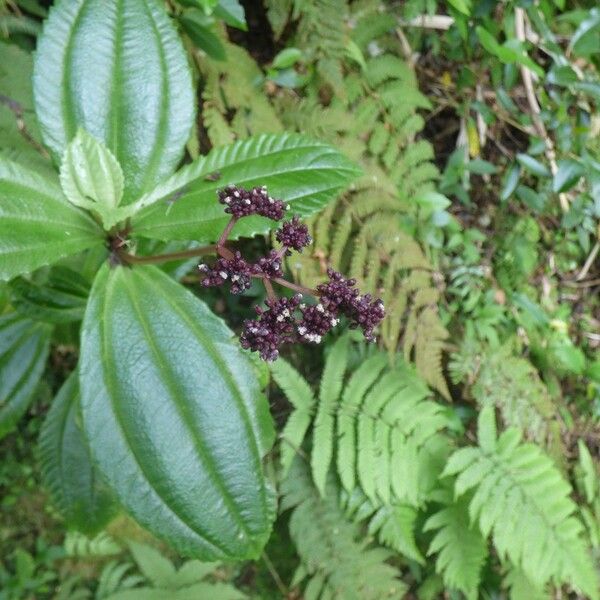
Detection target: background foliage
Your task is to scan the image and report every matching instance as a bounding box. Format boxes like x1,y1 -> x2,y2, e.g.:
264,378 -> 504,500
0,0 -> 599,598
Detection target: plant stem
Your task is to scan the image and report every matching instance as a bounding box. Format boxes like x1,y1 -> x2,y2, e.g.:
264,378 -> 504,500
218,217 -> 237,248
118,245 -> 216,265
272,277 -> 318,296
263,278 -> 276,299
261,551 -> 289,598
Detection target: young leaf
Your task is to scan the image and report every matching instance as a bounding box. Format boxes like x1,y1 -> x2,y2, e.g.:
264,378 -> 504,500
79,264 -> 276,560
33,0 -> 195,203
130,133 -> 361,242
0,159 -> 103,282
60,129 -> 127,229
0,313 -> 51,439
39,371 -> 116,535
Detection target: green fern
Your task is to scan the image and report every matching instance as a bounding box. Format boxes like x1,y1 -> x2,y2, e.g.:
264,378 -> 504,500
198,38 -> 283,147
443,406 -> 599,599
449,340 -> 562,451
342,490 -> 425,564
503,568 -> 551,600
274,1 -> 449,394
64,531 -> 122,558
104,542 -> 245,599
424,491 -> 488,600
270,336 -> 451,507
281,458 -> 405,599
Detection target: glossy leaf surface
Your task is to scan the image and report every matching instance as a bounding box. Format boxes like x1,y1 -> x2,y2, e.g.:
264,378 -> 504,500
79,264 -> 275,559
33,0 -> 195,202
10,266 -> 90,324
0,159 -> 102,281
39,371 -> 116,534
0,313 -> 51,439
131,133 -> 361,242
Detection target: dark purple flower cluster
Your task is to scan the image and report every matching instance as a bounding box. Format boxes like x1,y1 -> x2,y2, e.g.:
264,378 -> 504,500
199,251 -> 253,295
240,295 -> 302,361
240,270 -> 385,360
218,185 -> 288,220
253,250 -> 284,279
275,216 -> 312,252
202,186 -> 385,361
317,269 -> 385,342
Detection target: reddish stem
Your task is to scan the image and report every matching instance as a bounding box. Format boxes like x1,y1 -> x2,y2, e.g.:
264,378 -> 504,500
272,277 -> 318,296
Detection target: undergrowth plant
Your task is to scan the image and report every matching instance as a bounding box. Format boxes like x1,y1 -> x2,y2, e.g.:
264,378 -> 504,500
1,0 -> 599,599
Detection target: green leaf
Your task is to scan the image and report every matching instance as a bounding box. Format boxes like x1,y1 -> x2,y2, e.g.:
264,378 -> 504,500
516,153 -> 551,178
0,313 -> 51,439
0,159 -> 103,281
553,159 -> 584,193
179,11 -> 226,61
466,158 -> 498,175
33,0 -> 195,203
500,164 -> 520,201
214,0 -> 247,31
447,0 -> 471,16
79,264 -> 276,559
131,133 -> 361,242
39,371 -> 116,535
272,48 -> 303,70
60,129 -> 127,229
10,267 -> 90,324
569,8 -> 600,57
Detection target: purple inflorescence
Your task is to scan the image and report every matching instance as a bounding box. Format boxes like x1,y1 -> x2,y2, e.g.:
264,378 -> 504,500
275,216 -> 312,252
347,294 -> 386,342
199,251 -> 253,295
317,269 -> 360,313
218,185 -> 288,221
204,187 -> 386,360
240,295 -> 303,361
253,249 -> 284,279
297,303 -> 339,344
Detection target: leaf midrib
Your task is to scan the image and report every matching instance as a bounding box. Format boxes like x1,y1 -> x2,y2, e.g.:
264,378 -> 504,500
98,268 -> 227,556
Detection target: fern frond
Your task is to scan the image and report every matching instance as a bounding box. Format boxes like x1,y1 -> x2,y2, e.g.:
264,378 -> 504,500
269,358 -> 316,475
272,338 -> 452,506
449,341 -> 560,446
281,459 -> 405,600
424,494 -> 488,600
444,407 -> 599,598
312,335 -> 350,495
504,568 -> 551,600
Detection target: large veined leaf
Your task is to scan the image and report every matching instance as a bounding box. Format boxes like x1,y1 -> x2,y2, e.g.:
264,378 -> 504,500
0,159 -> 103,282
130,133 -> 362,242
0,313 -> 51,439
39,371 -> 116,535
33,0 -> 195,203
79,264 -> 276,559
